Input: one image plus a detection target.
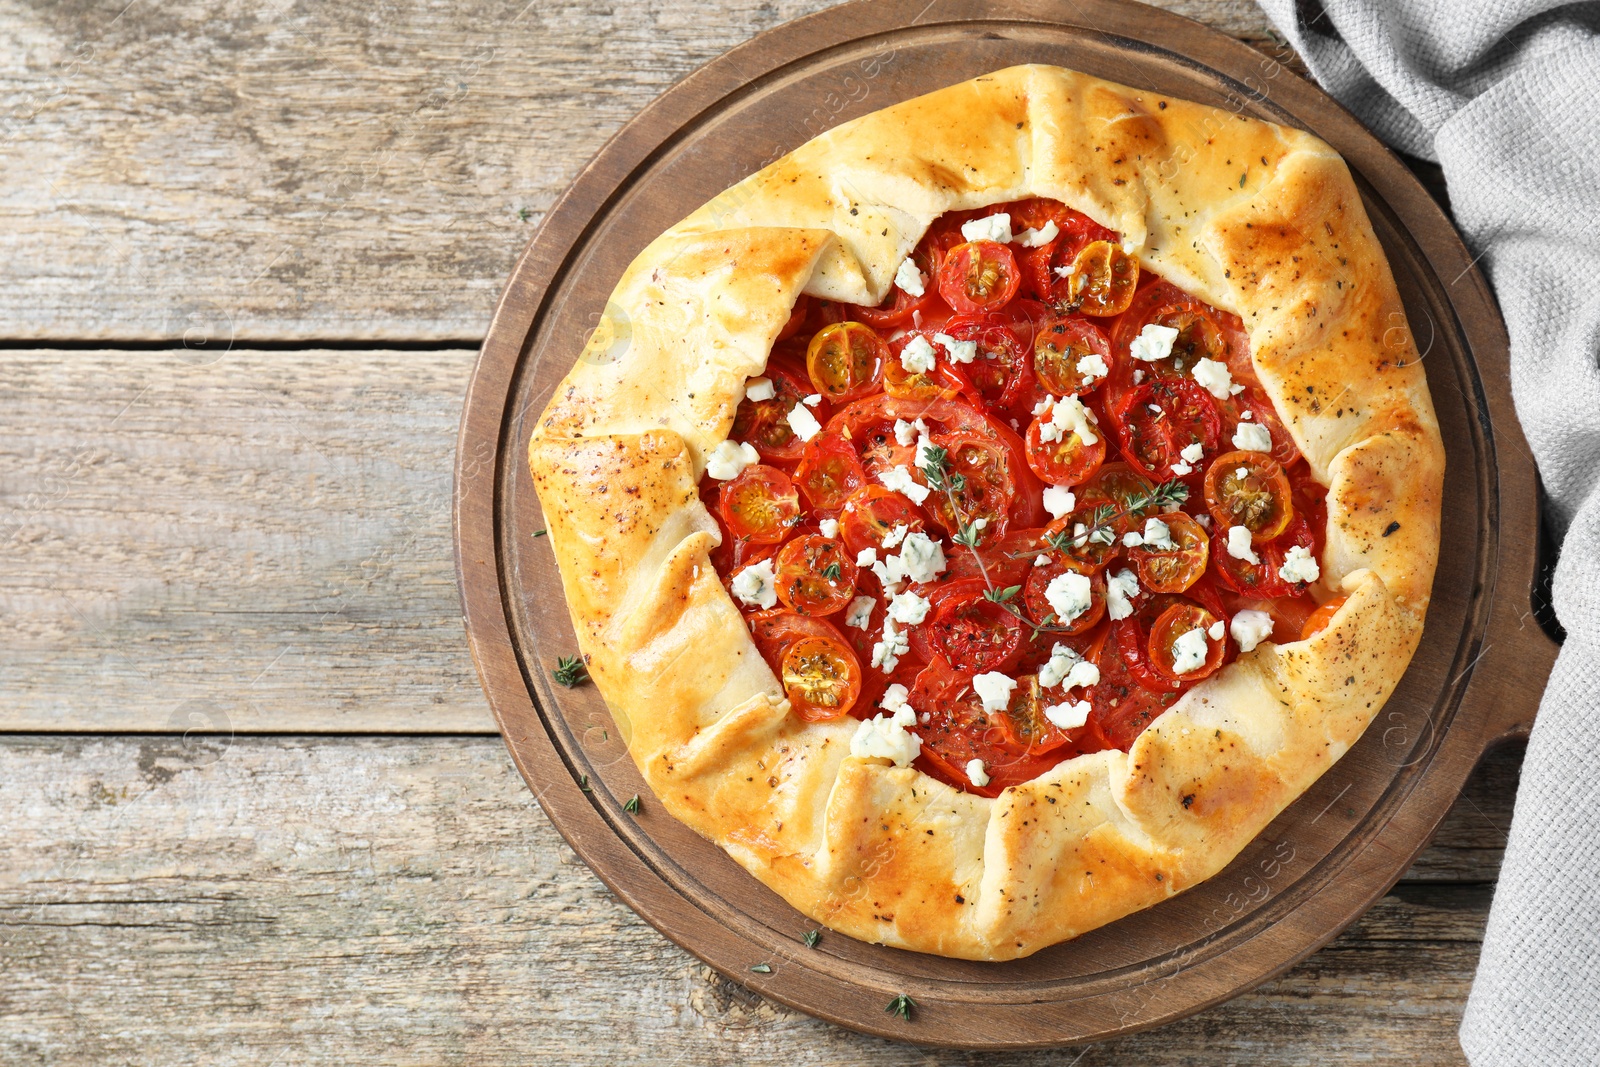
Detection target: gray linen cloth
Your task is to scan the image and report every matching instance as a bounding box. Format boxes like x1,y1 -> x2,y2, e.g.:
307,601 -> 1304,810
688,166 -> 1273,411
1254,0 -> 1600,1061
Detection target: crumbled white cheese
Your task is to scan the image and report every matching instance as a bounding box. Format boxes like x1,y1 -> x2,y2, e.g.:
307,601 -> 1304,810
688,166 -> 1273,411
1230,609 -> 1274,652
1208,620 -> 1225,640
1039,394 -> 1098,446
960,213 -> 1013,244
881,523 -> 909,550
1014,220 -> 1059,247
1133,368 -> 1145,384
706,439 -> 760,480
1044,570 -> 1093,626
1191,357 -> 1235,399
786,403 -> 822,442
1130,323 -> 1179,363
1122,530 -> 1144,548
744,377 -> 775,402
871,618 -> 910,672
972,672 -> 1017,713
887,590 -> 931,625
881,684 -> 910,711
1241,410 -> 1254,420
1278,544 -> 1321,585
845,595 -> 875,630
893,257 -> 926,298
1038,644 -> 1101,691
1170,627 -> 1211,674
900,334 -> 937,374
892,417 -> 927,447
731,560 -> 778,609
850,703 -> 921,766
1233,421 -> 1274,452
1044,700 -> 1092,730
1226,525 -> 1260,565
855,547 -> 878,568
1195,514 -> 1212,529
1142,517 -> 1175,551
802,393 -> 822,407
1170,462 -> 1193,476
1180,441 -> 1205,464
877,465 -> 931,505
965,758 -> 991,787
1033,554 -> 1052,567
1077,351 -> 1109,386
1106,568 -> 1140,620
895,531 -> 947,583
933,332 -> 978,364
1042,485 -> 1077,520
818,517 -> 839,539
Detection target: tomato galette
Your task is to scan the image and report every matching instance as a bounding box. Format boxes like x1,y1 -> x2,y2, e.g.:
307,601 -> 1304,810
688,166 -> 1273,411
528,65 -> 1443,960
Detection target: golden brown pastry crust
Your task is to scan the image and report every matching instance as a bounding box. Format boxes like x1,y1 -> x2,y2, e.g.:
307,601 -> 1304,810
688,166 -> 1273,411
527,65 -> 1443,960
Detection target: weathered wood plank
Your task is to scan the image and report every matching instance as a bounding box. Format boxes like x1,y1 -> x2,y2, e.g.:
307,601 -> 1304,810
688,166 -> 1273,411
0,348 -> 490,732
0,0 -> 1285,340
0,735 -> 1483,1065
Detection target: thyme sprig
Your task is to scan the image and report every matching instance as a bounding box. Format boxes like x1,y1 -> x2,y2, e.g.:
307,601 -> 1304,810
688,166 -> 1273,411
552,655 -> 588,688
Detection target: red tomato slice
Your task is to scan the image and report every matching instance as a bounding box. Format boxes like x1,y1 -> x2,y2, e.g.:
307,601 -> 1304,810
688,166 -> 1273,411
773,534 -> 858,616
747,611 -> 863,721
1024,413 -> 1107,486
1085,625 -> 1181,750
908,662 -> 1065,798
938,240 -> 1021,313
1146,602 -> 1226,684
839,484 -> 928,558
717,464 -> 801,544
1022,560 -> 1106,635
940,314 -> 1032,412
922,432 -> 1017,546
1062,240 -> 1140,316
1127,512 -> 1210,594
923,578 -> 1027,674
731,358 -> 824,461
1204,450 -> 1294,543
1033,314 -> 1113,395
794,431 -> 867,513
1300,594 -> 1349,640
805,321 -> 887,403
1110,379 -> 1223,480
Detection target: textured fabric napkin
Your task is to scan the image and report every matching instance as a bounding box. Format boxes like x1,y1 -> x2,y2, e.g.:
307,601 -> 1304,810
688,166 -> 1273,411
1253,0 -> 1600,1061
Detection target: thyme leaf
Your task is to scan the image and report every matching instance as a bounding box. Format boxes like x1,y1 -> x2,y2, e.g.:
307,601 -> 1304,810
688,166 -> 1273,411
983,584 -> 1022,603
552,655 -> 588,688
623,794 -> 641,814
886,993 -> 916,1021
802,930 -> 821,948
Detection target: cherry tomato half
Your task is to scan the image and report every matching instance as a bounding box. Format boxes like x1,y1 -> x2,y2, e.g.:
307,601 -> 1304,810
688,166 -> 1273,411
1024,414 -> 1107,487
839,485 -> 928,559
909,662 -> 1064,797
938,240 -> 1021,314
883,335 -> 965,401
1087,625 -> 1182,749
1023,560 -> 1107,635
774,534 -> 858,616
730,360 -> 817,461
1034,315 -> 1113,395
1300,594 -> 1349,640
1111,379 -> 1223,480
718,464 -> 801,544
926,581 -> 1027,673
1065,240 -> 1140,316
1204,450 -> 1294,543
1128,512 -> 1210,594
794,431 -> 867,513
1211,513 -> 1313,598
923,432 -> 1016,546
806,321 -> 887,403
941,314 -> 1030,411
1147,602 -> 1226,684
749,611 -> 862,721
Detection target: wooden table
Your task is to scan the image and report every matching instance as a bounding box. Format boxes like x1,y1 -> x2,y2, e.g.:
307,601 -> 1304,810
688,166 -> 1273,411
0,0 -> 1514,1061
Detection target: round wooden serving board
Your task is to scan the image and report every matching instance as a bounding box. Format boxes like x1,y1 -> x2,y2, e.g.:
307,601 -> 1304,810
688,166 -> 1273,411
455,0 -> 1557,1047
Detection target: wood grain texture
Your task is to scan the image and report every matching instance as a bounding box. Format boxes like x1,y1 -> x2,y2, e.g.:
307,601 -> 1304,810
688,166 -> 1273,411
0,0 -> 1284,340
0,348 -> 489,732
0,735 -> 1515,1065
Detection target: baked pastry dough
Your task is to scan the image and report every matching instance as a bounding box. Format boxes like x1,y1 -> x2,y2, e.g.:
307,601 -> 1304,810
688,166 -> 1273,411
528,65 -> 1442,960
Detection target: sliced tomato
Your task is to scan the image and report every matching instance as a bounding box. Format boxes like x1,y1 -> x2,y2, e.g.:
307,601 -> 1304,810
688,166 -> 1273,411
1300,594 -> 1349,640
1062,240 -> 1140,316
1211,513 -> 1313,598
1113,615 -> 1181,694
1022,560 -> 1106,635
1085,625 -> 1181,750
1107,281 -> 1233,401
794,431 -> 867,513
773,534 -> 857,616
1128,511 -> 1210,594
909,662 -> 1064,797
776,296 -> 810,342
1110,379 -> 1223,480
1042,507 -> 1118,572
939,314 -> 1031,412
923,432 -> 1016,545
934,525 -> 1040,590
1024,414 -> 1107,487
924,579 -> 1026,674
1033,315 -> 1113,395
938,240 -> 1021,314
839,485 -> 928,558
1147,602 -> 1226,684
1010,204 -> 1119,304
748,611 -> 862,721
718,464 -> 801,544
990,674 -> 1074,755
730,358 -> 821,461
806,321 -> 887,403
851,247 -> 941,329
883,334 -> 966,401
1204,450 -> 1294,543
